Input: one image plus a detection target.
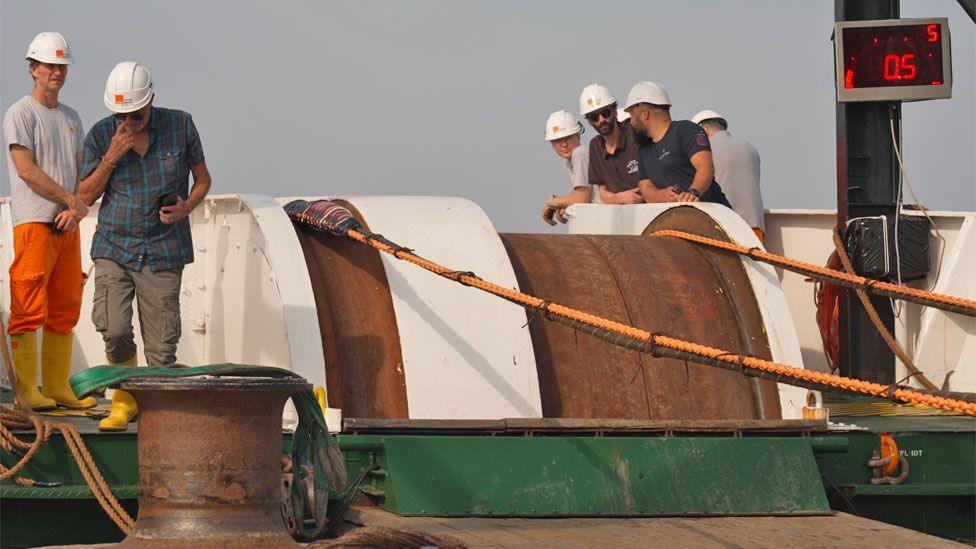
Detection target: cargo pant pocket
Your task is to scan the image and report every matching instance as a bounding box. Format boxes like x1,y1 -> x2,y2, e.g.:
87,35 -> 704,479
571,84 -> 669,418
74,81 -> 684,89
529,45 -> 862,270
9,270 -> 47,332
161,294 -> 182,347
91,272 -> 109,334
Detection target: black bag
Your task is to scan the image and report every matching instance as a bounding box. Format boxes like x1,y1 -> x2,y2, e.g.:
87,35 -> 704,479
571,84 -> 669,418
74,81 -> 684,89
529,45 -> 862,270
844,214 -> 931,282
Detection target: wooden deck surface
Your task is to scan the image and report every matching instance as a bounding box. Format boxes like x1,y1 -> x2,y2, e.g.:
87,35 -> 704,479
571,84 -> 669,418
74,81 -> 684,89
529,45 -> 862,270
343,507 -> 964,548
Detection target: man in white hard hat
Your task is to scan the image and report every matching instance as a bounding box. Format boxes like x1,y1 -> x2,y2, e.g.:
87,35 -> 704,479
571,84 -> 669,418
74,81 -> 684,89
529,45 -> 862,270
580,84 -> 643,205
623,82 -> 732,208
691,109 -> 765,242
541,110 -> 591,225
2,32 -> 95,411
77,61 -> 213,431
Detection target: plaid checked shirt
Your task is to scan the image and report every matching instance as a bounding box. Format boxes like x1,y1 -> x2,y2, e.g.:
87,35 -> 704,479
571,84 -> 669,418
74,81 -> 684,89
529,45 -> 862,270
81,107 -> 204,272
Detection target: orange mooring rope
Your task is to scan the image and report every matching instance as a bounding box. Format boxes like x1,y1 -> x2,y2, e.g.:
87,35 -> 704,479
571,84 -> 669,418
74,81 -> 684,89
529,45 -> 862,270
336,227 -> 975,417
648,229 -> 976,317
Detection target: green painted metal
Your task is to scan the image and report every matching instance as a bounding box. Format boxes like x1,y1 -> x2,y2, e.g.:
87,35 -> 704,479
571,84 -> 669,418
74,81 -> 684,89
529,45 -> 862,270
4,405 -> 972,545
338,435 -> 831,516
0,484 -> 137,499
0,430 -> 138,491
817,414 -> 975,543
0,498 -> 137,549
1,420 -> 138,548
847,483 -> 975,496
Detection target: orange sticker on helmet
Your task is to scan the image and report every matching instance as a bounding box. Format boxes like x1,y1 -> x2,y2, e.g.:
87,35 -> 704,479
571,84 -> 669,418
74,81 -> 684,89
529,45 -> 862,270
552,125 -> 560,133
55,49 -> 64,58
587,98 -> 594,106
115,94 -> 124,104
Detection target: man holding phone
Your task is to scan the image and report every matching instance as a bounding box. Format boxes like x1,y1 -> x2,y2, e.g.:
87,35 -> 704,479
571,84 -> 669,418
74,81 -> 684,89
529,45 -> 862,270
78,61 -> 212,431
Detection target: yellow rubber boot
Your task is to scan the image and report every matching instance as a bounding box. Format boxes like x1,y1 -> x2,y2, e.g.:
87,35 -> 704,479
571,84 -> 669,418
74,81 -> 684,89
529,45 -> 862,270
10,332 -> 56,411
98,356 -> 138,432
40,332 -> 96,409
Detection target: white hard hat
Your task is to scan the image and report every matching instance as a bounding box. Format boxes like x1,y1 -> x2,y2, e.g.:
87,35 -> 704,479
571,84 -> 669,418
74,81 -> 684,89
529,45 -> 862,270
579,84 -> 616,115
691,109 -> 726,125
104,62 -> 154,113
623,81 -> 672,111
545,110 -> 584,141
617,108 -> 630,123
25,32 -> 73,65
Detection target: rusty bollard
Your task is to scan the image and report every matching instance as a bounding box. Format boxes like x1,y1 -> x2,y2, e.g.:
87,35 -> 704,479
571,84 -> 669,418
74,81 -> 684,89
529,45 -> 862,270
117,376 -> 310,548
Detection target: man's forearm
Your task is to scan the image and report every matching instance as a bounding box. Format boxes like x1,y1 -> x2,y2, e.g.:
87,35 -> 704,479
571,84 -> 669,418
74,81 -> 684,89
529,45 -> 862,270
688,154 -> 715,195
185,178 -> 212,212
551,187 -> 591,207
20,164 -> 74,207
689,169 -> 713,195
597,185 -> 617,204
77,162 -> 115,206
638,181 -> 668,203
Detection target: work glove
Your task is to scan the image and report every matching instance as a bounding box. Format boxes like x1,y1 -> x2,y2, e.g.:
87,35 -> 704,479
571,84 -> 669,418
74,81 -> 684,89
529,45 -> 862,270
541,204 -> 558,226
554,207 -> 569,224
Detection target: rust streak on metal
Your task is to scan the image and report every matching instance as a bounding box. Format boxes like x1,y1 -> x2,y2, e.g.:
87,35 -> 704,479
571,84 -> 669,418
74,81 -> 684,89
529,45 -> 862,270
642,207 -> 782,419
293,200 -> 409,418
501,207 -> 780,420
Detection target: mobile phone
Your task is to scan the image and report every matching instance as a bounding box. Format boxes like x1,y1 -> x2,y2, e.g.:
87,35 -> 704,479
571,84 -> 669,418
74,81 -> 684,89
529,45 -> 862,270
157,191 -> 180,209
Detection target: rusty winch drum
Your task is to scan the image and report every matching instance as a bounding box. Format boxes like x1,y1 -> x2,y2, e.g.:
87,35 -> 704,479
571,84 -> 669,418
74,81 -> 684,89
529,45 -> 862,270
118,376 -> 309,548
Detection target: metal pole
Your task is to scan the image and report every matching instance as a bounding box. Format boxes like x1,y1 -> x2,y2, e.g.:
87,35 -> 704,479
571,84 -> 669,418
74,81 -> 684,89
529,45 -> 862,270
835,0 -> 900,384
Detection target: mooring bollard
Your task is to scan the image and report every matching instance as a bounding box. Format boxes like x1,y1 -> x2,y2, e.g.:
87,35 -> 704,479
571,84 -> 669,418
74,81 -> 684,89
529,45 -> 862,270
117,376 -> 309,548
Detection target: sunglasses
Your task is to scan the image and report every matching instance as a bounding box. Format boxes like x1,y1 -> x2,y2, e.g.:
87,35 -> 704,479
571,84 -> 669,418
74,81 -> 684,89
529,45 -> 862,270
585,107 -> 615,123
115,111 -> 144,122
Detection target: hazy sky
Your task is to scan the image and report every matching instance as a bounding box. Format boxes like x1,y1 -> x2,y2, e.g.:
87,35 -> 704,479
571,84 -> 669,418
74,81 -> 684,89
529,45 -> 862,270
2,1 -> 974,232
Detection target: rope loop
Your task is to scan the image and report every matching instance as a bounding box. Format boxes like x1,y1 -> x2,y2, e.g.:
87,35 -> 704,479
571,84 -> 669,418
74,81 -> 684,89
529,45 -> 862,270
645,333 -> 663,358
447,270 -> 480,287
392,244 -> 415,257
537,300 -> 553,321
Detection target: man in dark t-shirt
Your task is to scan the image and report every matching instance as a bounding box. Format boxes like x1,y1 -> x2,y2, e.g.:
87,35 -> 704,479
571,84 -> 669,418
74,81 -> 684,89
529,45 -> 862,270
623,81 -> 732,208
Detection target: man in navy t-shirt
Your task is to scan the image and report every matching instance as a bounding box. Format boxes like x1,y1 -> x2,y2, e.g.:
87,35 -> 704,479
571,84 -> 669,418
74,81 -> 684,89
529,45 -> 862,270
623,82 -> 732,207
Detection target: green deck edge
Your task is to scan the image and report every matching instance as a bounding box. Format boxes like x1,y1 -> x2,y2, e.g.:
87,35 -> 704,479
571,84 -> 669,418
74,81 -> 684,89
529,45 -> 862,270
2,414 -> 974,546
338,434 -> 831,516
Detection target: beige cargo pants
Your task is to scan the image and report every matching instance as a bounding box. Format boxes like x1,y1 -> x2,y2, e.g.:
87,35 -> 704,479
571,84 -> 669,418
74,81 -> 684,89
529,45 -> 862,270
91,258 -> 183,366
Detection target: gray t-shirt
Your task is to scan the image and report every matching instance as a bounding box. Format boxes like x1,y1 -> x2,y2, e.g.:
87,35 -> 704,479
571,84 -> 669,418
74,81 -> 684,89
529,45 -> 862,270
3,95 -> 83,227
563,145 -> 590,193
709,130 -> 764,231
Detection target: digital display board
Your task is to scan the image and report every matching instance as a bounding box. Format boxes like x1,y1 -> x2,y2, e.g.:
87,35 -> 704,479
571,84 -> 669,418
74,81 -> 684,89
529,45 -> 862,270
834,18 -> 951,102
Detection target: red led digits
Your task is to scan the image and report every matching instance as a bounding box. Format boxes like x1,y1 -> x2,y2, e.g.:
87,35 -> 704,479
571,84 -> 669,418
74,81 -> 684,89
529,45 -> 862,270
882,54 -> 919,81
902,54 -> 917,79
883,54 -> 899,80
841,23 -> 944,90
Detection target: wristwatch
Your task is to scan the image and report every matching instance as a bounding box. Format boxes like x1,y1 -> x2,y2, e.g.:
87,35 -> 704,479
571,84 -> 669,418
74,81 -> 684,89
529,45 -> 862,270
688,188 -> 702,198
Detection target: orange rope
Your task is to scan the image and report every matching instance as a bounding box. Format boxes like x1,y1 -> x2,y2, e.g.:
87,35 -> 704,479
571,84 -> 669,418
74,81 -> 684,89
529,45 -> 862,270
343,228 -> 975,417
648,229 -> 976,317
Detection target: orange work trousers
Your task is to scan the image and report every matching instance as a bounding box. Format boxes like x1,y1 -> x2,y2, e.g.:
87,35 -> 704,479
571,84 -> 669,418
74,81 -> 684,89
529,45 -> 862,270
7,222 -> 83,335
